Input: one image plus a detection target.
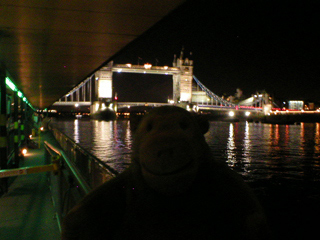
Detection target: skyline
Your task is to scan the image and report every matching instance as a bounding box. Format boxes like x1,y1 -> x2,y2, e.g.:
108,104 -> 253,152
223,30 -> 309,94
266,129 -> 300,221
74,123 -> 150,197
112,0 -> 319,103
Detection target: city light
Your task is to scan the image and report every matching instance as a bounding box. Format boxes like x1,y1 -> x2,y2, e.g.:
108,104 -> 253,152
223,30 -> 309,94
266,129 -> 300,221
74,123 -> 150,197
144,63 -> 152,69
229,111 -> 235,117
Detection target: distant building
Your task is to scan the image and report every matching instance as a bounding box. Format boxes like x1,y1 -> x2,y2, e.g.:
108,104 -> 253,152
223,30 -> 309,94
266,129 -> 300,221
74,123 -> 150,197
288,100 -> 304,110
308,102 -> 315,110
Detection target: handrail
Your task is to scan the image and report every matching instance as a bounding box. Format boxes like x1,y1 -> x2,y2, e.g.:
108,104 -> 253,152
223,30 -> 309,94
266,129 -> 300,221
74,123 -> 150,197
49,126 -> 119,177
44,141 -> 91,195
44,141 -> 61,156
61,150 -> 91,195
44,125 -> 121,226
0,158 -> 59,178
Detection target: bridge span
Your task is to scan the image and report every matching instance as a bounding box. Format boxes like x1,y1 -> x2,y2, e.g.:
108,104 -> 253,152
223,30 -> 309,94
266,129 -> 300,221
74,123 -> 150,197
52,51 -> 263,114
51,51 -> 272,118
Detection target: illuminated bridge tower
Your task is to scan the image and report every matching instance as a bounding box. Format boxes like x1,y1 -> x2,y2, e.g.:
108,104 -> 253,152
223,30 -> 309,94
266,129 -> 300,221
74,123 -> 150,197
172,51 -> 193,103
90,62 -> 114,115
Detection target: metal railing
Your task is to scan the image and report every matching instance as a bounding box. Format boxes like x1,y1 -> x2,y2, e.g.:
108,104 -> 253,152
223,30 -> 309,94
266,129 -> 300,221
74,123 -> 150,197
44,126 -> 119,230
50,126 -> 118,188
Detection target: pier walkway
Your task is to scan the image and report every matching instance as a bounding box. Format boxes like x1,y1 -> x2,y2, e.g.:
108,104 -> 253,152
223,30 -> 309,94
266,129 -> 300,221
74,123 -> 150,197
0,131 -> 61,240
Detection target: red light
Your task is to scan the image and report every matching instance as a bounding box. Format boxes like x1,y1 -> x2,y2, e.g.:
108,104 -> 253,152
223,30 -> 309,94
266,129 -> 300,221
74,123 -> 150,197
115,96 -> 118,100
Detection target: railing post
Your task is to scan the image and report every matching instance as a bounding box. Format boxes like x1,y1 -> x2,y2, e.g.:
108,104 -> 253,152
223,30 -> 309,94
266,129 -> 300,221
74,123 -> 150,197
13,90 -> 19,167
20,100 -> 26,146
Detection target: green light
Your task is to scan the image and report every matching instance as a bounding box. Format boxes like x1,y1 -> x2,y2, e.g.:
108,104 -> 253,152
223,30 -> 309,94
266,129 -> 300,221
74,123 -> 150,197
5,76 -> 35,111
5,77 -> 16,91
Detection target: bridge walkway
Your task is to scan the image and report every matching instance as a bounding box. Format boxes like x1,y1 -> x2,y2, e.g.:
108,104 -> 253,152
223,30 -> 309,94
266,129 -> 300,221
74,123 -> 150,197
0,131 -> 61,240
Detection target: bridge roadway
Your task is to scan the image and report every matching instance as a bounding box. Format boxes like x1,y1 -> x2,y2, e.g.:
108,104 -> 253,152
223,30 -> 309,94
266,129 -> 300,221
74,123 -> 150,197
52,101 -> 263,110
51,100 -> 320,123
111,64 -> 181,75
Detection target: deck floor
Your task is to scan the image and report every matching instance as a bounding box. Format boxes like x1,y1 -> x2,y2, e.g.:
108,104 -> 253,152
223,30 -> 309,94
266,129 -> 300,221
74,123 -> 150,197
0,133 -> 60,240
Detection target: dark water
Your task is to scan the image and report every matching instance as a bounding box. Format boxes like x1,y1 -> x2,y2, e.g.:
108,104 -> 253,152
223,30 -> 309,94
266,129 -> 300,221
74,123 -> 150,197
52,119 -> 320,239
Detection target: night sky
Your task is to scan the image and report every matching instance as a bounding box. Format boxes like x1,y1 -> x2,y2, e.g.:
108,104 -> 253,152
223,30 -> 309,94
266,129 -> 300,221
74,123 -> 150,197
112,0 -> 319,104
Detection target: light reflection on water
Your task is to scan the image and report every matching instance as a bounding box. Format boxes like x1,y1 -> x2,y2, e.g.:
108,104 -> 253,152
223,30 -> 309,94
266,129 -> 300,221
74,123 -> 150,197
52,119 -> 320,238
205,122 -> 320,182
91,120 -> 132,171
52,119 -> 320,183
52,119 -> 133,172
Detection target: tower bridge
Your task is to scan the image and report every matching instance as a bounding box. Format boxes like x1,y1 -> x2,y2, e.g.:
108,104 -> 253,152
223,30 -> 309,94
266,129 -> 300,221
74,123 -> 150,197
53,51 -> 262,116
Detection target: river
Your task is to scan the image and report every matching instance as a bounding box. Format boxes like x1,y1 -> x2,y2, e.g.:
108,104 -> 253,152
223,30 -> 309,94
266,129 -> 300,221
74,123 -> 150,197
52,118 -> 320,239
